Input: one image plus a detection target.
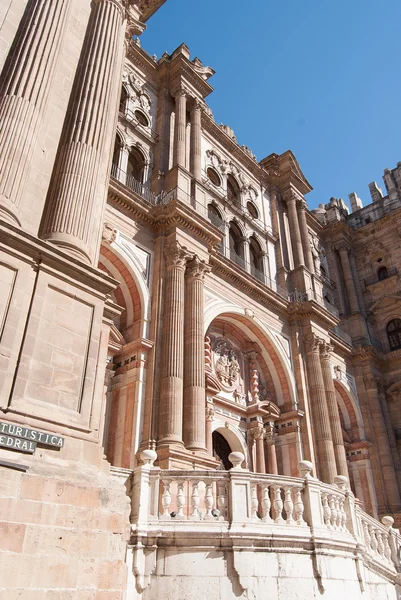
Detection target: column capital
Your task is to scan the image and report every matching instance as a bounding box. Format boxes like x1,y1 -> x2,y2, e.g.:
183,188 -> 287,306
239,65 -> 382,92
365,373 -> 380,392
164,241 -> 192,270
297,197 -> 308,211
264,422 -> 277,444
320,342 -> 334,361
250,424 -> 265,441
335,241 -> 350,254
304,333 -> 323,353
173,87 -> 188,99
282,190 -> 303,205
186,255 -> 212,280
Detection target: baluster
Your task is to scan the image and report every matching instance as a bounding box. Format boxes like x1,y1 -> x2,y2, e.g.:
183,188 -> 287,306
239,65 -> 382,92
383,533 -> 392,563
339,498 -> 347,532
251,483 -> 259,520
294,487 -> 306,526
377,531 -> 385,557
261,484 -> 273,523
176,481 -> 186,519
273,486 -> 284,524
284,487 -> 294,525
370,526 -> 378,553
362,520 -> 370,548
161,480 -> 172,519
329,495 -> 337,529
217,481 -> 228,520
334,496 -> 342,530
190,480 -> 202,520
204,481 -> 214,520
322,493 -> 331,528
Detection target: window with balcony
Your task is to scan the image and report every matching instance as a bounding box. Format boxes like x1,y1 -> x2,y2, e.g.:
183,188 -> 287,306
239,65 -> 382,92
249,236 -> 264,281
127,147 -> 145,184
378,266 -> 389,281
229,222 -> 244,267
227,174 -> 241,206
387,319 -> 401,351
208,203 -> 223,228
247,201 -> 258,219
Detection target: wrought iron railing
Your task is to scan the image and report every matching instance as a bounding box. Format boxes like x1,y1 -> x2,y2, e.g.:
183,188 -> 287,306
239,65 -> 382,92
364,266 -> 398,287
110,163 -> 158,204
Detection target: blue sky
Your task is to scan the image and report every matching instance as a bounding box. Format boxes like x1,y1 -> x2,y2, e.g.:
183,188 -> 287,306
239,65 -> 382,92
141,0 -> 401,210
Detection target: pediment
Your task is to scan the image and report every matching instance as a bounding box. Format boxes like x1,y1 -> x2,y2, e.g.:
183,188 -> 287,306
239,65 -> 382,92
369,294 -> 401,314
278,150 -> 313,195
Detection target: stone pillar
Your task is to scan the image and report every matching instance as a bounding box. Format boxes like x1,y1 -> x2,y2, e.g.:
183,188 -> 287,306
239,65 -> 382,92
337,243 -> 360,314
304,334 -> 337,483
297,199 -> 314,273
190,99 -> 202,180
365,374 -> 401,511
205,405 -> 214,455
158,241 -> 191,445
243,237 -> 251,271
183,255 -> 211,451
320,342 -> 349,479
41,0 -> 125,264
269,187 -> 287,290
173,89 -> 187,168
286,193 -> 305,268
253,425 -> 266,474
0,0 -> 71,227
265,423 -> 278,475
261,251 -> 270,285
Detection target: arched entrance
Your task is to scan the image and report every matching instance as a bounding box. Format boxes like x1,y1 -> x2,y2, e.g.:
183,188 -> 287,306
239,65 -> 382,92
212,431 -> 232,470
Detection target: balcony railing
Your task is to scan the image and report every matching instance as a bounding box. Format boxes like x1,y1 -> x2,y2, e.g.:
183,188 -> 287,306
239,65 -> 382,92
110,163 -> 158,204
364,266 -> 398,287
126,454 -> 401,578
354,335 -> 383,352
330,326 -> 352,346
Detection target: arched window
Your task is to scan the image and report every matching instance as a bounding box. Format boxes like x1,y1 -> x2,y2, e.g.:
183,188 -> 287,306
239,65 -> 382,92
127,147 -> 145,183
387,319 -> 401,351
229,222 -> 244,266
119,86 -> 128,112
112,135 -> 122,169
227,174 -> 240,206
246,201 -> 258,219
208,203 -> 223,227
378,266 -> 389,281
207,167 -> 221,187
249,236 -> 264,280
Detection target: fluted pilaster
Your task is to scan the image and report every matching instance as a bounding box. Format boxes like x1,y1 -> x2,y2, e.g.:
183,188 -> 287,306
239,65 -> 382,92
297,198 -> 314,273
320,342 -> 349,478
173,89 -> 187,168
159,241 -> 191,445
365,374 -> 401,511
337,243 -> 359,314
41,0 -> 125,263
0,0 -> 71,226
286,193 -> 304,268
183,255 -> 211,451
305,334 -> 337,483
190,99 -> 202,180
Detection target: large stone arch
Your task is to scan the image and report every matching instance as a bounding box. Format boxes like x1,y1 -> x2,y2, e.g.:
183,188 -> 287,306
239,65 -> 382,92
204,303 -> 296,408
334,378 -> 365,442
212,419 -> 247,458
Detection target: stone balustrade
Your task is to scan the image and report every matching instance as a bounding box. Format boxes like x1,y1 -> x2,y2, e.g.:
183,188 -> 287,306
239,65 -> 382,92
125,452 -> 401,581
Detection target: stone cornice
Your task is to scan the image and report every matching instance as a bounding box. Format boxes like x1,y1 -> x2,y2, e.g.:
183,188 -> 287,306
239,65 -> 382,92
287,300 -> 339,329
132,0 -> 167,22
209,252 -> 289,316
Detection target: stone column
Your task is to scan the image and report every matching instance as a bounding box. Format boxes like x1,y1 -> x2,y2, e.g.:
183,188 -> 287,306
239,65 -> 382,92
286,193 -> 305,268
183,255 -> 211,451
269,187 -> 287,290
41,0 -> 125,264
265,423 -> 278,475
365,374 -> 401,510
205,405 -> 214,455
173,89 -> 187,168
0,0 -> 71,226
190,99 -> 202,180
304,333 -> 337,483
158,241 -> 191,445
337,243 -> 360,314
297,198 -> 314,273
253,425 -> 266,474
320,342 -> 349,478
242,237 -> 251,271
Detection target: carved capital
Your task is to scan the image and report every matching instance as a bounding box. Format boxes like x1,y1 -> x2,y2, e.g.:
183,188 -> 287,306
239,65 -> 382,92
264,422 -> 277,443
320,342 -> 334,361
164,241 -> 191,270
297,198 -> 307,211
365,373 -> 380,391
186,255 -> 212,280
250,425 -> 265,441
304,333 -> 323,353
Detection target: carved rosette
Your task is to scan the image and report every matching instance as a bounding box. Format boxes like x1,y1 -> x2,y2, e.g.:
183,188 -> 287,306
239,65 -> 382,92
164,241 -> 191,270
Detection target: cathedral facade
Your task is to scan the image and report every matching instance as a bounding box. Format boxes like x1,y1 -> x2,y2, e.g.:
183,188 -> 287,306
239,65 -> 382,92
1,1 -> 401,598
